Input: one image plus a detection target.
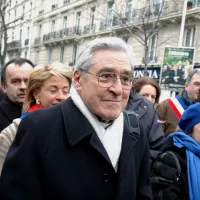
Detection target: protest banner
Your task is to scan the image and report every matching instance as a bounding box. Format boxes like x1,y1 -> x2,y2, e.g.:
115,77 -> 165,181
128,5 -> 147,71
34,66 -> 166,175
160,47 -> 195,92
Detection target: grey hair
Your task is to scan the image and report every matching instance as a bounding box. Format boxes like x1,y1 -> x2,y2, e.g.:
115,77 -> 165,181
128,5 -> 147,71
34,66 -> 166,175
186,69 -> 200,84
74,37 -> 134,72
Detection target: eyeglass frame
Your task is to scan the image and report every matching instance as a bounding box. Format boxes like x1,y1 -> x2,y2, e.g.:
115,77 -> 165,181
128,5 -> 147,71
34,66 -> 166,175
80,70 -> 133,90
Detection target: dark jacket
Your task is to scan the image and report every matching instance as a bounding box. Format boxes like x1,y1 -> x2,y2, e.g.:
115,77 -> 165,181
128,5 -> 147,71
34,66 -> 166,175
0,89 -> 4,102
125,89 -> 165,161
0,95 -> 22,132
151,137 -> 189,200
0,98 -> 152,200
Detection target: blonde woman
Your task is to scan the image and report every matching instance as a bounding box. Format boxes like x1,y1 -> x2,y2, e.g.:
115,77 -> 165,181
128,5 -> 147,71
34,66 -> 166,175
0,62 -> 72,174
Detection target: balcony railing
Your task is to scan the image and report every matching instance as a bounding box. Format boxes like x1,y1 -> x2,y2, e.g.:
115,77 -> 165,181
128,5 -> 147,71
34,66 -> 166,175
7,40 -> 21,51
43,26 -> 82,43
100,2 -> 183,31
82,24 -> 96,35
34,37 -> 41,45
24,39 -> 29,46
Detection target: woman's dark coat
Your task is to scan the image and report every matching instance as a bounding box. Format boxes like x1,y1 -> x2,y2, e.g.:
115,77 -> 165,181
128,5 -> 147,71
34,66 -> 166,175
0,98 -> 152,200
125,89 -> 165,161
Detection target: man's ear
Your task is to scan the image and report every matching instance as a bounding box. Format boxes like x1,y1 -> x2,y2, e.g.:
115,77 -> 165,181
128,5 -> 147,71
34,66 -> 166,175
73,71 -> 82,91
184,83 -> 188,91
1,83 -> 7,93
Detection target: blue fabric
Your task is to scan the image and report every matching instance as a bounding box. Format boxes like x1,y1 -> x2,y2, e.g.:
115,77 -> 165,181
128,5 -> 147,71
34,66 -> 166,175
178,103 -> 200,132
175,94 -> 188,110
20,111 -> 30,119
166,132 -> 200,200
182,91 -> 197,107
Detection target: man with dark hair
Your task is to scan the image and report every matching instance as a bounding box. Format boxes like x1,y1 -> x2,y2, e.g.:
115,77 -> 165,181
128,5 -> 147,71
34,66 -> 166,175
0,58 -> 34,132
156,69 -> 200,136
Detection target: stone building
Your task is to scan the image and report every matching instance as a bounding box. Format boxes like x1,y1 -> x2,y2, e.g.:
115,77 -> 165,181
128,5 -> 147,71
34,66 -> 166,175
3,0 -> 200,68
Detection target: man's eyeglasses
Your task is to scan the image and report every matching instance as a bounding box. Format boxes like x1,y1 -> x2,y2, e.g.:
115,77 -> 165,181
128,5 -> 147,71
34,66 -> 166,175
83,71 -> 133,90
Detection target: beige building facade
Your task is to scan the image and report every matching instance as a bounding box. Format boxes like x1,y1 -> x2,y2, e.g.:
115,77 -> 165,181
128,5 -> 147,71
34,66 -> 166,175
3,0 -> 200,67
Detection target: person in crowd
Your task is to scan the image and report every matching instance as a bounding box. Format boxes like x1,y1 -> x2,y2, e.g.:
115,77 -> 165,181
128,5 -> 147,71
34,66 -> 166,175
0,62 -> 72,174
132,77 -> 161,104
156,69 -> 200,136
125,78 -> 164,165
0,88 -> 5,101
161,65 -> 170,84
152,103 -> 200,200
0,58 -> 34,132
0,37 -> 152,200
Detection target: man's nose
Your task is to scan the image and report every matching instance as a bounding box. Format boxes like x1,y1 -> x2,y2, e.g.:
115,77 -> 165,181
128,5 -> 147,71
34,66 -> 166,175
19,81 -> 27,89
109,78 -> 123,95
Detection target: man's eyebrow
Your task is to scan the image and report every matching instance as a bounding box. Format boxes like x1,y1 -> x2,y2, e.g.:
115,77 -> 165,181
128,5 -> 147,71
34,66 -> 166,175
96,67 -> 132,75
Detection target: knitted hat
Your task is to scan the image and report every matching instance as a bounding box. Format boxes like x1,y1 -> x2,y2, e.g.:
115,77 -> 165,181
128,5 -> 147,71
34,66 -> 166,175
178,103 -> 200,132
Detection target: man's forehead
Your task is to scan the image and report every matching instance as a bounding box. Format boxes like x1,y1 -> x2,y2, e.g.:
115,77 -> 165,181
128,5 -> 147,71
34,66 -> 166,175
191,74 -> 200,82
6,63 -> 33,78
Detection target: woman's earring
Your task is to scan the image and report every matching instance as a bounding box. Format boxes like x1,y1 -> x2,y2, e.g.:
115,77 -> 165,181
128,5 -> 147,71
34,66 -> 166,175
36,99 -> 40,105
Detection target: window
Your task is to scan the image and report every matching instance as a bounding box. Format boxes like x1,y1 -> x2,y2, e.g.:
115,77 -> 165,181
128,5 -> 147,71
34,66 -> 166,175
76,12 -> 81,28
107,1 -> 114,27
126,0 -> 132,20
183,27 -> 195,47
60,47 -> 65,62
27,27 -> 30,38
20,29 -> 22,40
14,9 -> 16,19
72,45 -> 77,65
24,51 -> 27,58
63,16 -> 67,29
48,48 -> 52,64
23,5 -> 25,14
89,7 -> 95,31
51,20 -> 55,32
76,12 -> 81,34
148,33 -> 158,62
12,31 -> 14,41
38,25 -> 42,37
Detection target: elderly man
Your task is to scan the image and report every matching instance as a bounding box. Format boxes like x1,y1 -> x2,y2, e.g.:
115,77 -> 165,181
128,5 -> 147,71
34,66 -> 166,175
0,58 -> 34,131
0,38 -> 152,200
156,69 -> 200,136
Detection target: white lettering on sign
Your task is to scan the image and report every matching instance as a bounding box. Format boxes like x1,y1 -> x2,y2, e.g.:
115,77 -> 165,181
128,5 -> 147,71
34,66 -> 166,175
133,69 -> 159,79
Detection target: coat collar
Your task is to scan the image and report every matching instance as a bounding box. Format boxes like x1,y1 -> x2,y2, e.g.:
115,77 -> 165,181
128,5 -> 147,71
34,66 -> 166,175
61,98 -> 140,170
126,88 -> 148,119
0,95 -> 22,121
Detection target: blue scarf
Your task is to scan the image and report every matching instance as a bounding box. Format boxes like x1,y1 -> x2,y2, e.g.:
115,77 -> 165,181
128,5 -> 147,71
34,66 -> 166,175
166,132 -> 200,200
182,91 -> 197,107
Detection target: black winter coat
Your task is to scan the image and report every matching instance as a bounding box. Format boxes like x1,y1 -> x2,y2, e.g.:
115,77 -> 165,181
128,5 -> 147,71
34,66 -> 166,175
0,95 -> 22,132
0,98 -> 152,200
125,89 -> 165,161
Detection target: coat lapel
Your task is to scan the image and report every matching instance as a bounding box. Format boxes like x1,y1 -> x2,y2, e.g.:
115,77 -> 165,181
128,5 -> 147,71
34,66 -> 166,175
60,98 -> 113,167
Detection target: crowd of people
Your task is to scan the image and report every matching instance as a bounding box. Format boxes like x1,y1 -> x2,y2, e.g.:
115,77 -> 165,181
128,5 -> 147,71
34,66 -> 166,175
161,60 -> 193,85
0,37 -> 199,200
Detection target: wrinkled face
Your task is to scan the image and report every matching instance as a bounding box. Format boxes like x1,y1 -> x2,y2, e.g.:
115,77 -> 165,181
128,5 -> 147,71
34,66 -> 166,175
192,123 -> 200,144
74,50 -> 132,121
139,84 -> 157,104
185,74 -> 200,101
34,75 -> 70,108
2,63 -> 33,106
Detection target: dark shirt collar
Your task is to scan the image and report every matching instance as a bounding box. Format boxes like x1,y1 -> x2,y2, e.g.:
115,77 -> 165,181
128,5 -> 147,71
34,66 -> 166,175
0,95 -> 22,121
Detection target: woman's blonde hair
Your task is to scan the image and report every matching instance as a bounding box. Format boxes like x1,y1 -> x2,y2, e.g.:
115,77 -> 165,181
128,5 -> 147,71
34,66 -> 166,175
23,62 -> 73,112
